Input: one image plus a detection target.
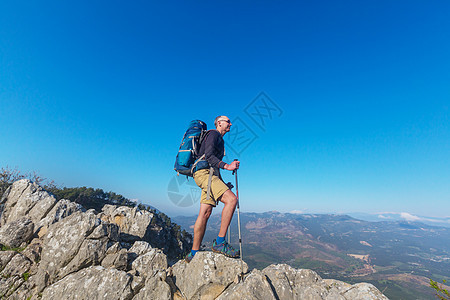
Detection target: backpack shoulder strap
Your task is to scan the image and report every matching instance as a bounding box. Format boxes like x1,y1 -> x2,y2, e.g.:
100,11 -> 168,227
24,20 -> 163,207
206,167 -> 214,203
199,129 -> 215,144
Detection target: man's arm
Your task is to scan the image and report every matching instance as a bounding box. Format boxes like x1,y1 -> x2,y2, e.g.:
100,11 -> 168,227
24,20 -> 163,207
223,160 -> 240,171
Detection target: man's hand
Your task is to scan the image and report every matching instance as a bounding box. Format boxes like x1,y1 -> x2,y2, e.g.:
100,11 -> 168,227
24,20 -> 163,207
224,160 -> 240,171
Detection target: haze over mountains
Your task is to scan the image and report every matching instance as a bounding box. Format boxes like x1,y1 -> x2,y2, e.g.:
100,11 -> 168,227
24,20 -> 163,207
347,212 -> 450,228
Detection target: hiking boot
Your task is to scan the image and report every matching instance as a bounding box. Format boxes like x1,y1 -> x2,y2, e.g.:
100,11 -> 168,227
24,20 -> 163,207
184,252 -> 195,263
211,239 -> 240,258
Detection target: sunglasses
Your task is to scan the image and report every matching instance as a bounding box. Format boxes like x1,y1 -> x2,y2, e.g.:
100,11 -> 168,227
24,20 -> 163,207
219,119 -> 231,124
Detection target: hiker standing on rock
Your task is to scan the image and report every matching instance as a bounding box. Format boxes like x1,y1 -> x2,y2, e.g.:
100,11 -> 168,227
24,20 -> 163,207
185,116 -> 240,262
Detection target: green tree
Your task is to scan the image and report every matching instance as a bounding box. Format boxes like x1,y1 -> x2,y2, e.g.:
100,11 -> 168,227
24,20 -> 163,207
430,279 -> 449,300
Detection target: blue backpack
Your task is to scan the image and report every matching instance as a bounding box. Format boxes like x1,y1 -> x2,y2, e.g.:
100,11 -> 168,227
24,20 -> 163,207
174,120 -> 209,176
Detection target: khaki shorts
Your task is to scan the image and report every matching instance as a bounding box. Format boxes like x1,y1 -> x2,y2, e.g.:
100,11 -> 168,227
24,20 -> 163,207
193,168 -> 229,207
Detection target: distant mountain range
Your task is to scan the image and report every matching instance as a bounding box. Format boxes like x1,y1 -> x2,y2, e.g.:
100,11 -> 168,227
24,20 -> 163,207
347,212 -> 450,228
173,211 -> 450,300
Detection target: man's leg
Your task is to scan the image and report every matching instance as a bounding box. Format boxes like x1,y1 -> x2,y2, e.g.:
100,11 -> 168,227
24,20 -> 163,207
217,190 -> 237,238
192,203 -> 213,251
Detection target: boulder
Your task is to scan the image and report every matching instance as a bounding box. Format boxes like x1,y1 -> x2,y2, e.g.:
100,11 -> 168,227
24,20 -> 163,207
37,199 -> 84,230
263,264 -> 331,299
0,179 -> 57,226
131,248 -> 168,278
100,204 -> 155,243
172,251 -> 248,300
132,270 -> 172,300
41,266 -> 134,300
102,248 -> 128,271
100,205 -> 189,260
36,210 -> 118,287
124,241 -> 154,271
341,282 -> 389,300
262,265 -> 387,300
216,269 -> 277,300
324,279 -> 353,298
0,217 -> 34,248
129,241 -> 154,257
58,238 -> 110,278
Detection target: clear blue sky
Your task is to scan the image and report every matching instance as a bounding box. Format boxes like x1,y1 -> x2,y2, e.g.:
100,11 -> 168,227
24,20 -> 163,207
1,1 -> 449,218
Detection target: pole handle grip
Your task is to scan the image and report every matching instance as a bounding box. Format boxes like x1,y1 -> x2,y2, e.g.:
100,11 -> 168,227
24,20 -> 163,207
232,158 -> 238,175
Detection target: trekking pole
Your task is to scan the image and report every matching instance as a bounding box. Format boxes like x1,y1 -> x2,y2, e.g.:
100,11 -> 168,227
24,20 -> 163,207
226,182 -> 234,244
232,159 -> 244,281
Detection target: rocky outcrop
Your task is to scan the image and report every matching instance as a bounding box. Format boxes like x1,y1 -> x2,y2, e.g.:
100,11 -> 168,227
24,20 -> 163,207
263,264 -> 333,299
172,251 -> 249,299
34,209 -> 119,289
100,204 -> 190,260
0,180 -> 389,299
132,270 -> 173,300
339,282 -> 389,300
0,179 -> 58,227
216,269 -> 277,299
100,204 -> 155,243
42,266 -> 134,300
37,198 -> 84,231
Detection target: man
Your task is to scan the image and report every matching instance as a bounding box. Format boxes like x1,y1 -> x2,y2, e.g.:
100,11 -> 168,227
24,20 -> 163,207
185,115 -> 241,262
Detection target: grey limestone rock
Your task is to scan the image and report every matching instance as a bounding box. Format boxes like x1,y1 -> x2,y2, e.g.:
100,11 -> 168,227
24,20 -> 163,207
37,198 -> 84,231
263,264 -> 334,300
11,277 -> 37,300
263,264 -> 388,300
324,278 -> 353,298
42,266 -> 134,300
87,220 -> 120,241
21,238 -> 43,265
132,270 -> 172,300
100,204 -> 154,243
0,251 -> 16,270
36,210 -> 118,286
58,238 -> 109,278
172,251 -> 249,300
1,252 -> 32,278
0,217 -> 34,248
106,241 -> 122,254
0,275 -> 24,299
216,269 -> 277,300
0,253 -> 32,299
127,241 -> 153,269
100,205 -> 189,260
102,247 -> 129,271
341,282 -> 389,300
131,248 -> 168,278
129,240 -> 154,257
0,179 -> 57,226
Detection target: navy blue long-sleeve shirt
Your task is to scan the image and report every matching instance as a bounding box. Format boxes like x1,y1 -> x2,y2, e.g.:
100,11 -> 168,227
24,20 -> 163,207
197,130 -> 226,169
